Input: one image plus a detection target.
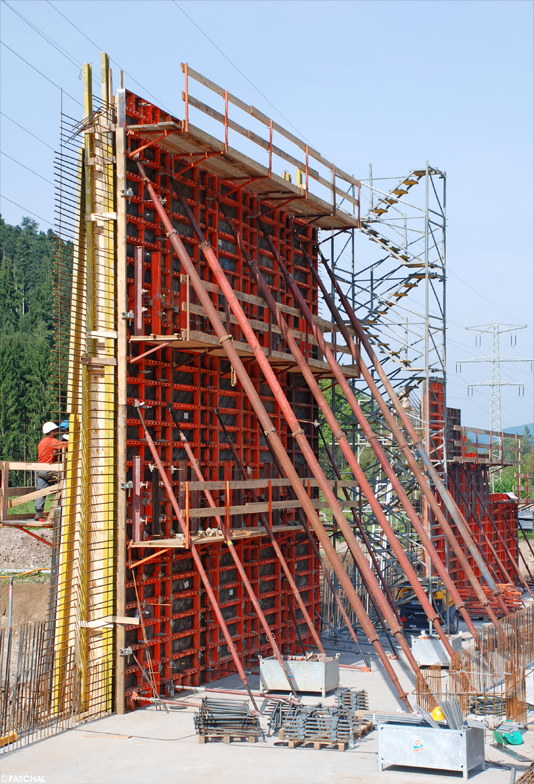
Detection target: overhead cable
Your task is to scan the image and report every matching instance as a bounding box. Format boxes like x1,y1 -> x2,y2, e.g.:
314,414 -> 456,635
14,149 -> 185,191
0,41 -> 83,107
45,0 -> 172,112
0,195 -> 54,228
172,0 -> 312,145
0,111 -> 55,150
1,151 -> 54,185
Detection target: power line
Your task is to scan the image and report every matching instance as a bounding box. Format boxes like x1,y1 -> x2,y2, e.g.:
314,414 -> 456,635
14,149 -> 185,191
0,40 -> 83,107
172,0 -> 312,144
0,195 -> 54,228
0,111 -> 55,150
45,0 -> 172,112
448,269 -> 532,334
1,152 -> 54,185
2,0 -> 82,69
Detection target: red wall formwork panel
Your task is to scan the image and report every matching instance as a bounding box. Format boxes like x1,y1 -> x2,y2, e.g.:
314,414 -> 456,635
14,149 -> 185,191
429,464 -> 519,592
425,383 -> 519,594
122,92 -> 321,702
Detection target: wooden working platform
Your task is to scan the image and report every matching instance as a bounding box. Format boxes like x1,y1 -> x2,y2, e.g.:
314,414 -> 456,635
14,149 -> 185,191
130,523 -> 303,549
129,121 -> 358,232
130,330 -> 360,379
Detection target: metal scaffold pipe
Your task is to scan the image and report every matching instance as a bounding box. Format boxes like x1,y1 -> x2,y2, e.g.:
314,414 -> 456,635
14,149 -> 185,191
316,426 -> 403,633
177,194 -> 423,675
133,402 -> 259,711
209,406 -> 325,654
177,192 -> 423,673
233,220 -> 453,657
292,242 -> 485,636
314,248 -> 510,628
258,431 -> 373,667
138,163 -> 412,709
168,413 -> 310,694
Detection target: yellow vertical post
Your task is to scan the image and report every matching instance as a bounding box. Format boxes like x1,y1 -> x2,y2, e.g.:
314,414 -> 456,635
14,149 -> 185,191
100,50 -> 115,712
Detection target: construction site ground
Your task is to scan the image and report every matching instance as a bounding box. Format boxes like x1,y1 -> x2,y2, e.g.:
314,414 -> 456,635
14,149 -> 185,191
1,630 -> 531,784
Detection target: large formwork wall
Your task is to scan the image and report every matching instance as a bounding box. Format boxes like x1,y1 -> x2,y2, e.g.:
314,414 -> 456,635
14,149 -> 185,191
425,382 -> 519,601
121,91 -> 321,702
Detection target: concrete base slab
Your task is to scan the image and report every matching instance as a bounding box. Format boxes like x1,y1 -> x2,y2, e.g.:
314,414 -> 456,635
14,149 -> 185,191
0,644 -> 527,783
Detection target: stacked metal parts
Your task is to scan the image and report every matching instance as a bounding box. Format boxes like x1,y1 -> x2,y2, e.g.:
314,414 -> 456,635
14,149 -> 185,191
275,688 -> 371,749
335,687 -> 369,711
194,697 -> 262,743
279,703 -> 372,749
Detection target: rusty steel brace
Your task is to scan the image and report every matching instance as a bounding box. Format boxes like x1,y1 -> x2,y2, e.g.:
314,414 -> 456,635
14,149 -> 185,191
210,406 -> 325,654
170,414 -> 300,698
259,429 -> 373,668
178,192 -> 422,675
463,469 -> 534,595
231,217 -> 453,658
133,400 -> 259,711
302,247 -> 501,632
139,163 -> 411,709
449,471 -> 513,586
317,426 -> 404,631
314,248 -> 510,625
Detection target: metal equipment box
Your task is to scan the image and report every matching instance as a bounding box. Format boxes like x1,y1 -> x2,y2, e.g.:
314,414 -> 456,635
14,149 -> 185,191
411,633 -> 463,666
377,723 -> 485,780
258,655 -> 340,697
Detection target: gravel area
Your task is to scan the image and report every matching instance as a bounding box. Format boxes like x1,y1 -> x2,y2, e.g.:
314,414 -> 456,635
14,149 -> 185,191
0,525 -> 52,571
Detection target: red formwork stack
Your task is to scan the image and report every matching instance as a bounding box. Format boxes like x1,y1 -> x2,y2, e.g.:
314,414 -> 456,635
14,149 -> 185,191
122,91 -> 322,700
425,381 -> 521,613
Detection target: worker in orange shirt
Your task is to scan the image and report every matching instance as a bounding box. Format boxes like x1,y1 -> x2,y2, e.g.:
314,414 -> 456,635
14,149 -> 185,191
35,422 -> 64,522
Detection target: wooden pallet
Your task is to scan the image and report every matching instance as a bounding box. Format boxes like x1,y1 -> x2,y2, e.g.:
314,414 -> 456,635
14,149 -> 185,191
353,720 -> 373,738
198,733 -> 258,744
280,719 -> 373,750
286,739 -> 348,751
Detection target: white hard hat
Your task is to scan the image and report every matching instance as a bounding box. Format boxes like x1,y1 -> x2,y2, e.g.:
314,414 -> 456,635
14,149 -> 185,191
43,421 -> 59,434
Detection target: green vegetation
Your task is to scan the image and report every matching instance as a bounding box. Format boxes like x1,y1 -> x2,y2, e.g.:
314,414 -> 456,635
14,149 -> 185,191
494,427 -> 534,494
0,217 -> 56,462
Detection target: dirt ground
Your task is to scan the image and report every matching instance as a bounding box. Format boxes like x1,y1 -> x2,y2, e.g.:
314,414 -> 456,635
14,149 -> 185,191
0,525 -> 53,571
0,581 -> 50,628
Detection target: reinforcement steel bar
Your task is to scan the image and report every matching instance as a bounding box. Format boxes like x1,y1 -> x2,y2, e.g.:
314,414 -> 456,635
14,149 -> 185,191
208,407 -> 325,653
133,401 -> 259,710
175,192 -> 422,681
313,249 -> 506,627
260,433 -> 373,667
138,164 -> 411,708
251,227 -> 453,655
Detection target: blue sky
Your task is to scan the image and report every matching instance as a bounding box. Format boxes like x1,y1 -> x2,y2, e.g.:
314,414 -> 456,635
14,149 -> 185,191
1,0 -> 532,430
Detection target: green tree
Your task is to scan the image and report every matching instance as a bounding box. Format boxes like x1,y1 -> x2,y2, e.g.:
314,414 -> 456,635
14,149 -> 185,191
0,216 -> 58,462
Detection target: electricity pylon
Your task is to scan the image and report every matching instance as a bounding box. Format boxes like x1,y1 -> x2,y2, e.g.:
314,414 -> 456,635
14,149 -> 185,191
456,323 -> 532,434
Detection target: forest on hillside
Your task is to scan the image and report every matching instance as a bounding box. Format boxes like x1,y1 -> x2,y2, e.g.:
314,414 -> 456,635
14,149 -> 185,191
0,215 -> 532,487
0,216 -> 56,462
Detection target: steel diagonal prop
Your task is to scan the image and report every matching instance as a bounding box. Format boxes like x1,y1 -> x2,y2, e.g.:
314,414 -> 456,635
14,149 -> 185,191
133,400 -> 259,711
137,162 -> 411,709
314,248 -> 511,627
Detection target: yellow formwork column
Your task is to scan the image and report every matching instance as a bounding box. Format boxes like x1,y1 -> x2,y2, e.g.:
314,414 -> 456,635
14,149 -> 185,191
54,55 -> 117,720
